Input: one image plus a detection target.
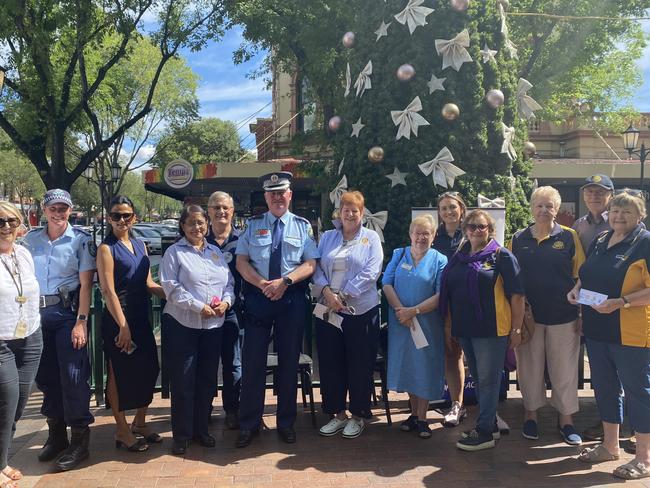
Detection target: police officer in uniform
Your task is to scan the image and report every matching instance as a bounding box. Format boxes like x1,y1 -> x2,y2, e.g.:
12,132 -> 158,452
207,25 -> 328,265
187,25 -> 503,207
235,172 -> 319,447
22,190 -> 96,471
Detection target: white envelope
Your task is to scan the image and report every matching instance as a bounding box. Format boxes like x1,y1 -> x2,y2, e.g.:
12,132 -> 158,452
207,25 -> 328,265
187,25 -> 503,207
313,303 -> 343,330
410,317 -> 429,349
577,289 -> 608,307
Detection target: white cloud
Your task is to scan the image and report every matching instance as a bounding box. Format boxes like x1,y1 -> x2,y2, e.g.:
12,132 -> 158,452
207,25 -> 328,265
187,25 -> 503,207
197,78 -> 270,103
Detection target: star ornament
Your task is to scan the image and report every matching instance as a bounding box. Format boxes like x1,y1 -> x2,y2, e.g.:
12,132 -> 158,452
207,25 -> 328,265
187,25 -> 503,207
385,167 -> 408,187
480,44 -> 497,63
418,147 -> 466,188
394,0 -> 434,35
375,21 -> 391,42
427,74 -> 446,94
350,117 -> 365,138
391,96 -> 430,140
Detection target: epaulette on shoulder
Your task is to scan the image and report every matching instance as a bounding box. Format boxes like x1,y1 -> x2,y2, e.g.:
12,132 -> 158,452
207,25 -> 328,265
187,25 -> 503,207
294,215 -> 311,225
72,227 -> 91,237
248,214 -> 264,221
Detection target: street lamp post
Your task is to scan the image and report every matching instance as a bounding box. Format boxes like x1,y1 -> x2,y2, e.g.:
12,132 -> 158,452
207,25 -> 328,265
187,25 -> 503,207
622,123 -> 649,194
82,160 -> 122,241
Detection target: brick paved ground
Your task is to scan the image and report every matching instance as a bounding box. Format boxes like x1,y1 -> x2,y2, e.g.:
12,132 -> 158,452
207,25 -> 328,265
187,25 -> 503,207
7,388 -> 644,488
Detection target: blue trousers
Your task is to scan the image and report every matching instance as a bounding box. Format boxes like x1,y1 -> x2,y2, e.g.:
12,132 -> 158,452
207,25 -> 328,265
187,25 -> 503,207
219,311 -> 242,414
37,304 -> 93,428
315,306 -> 380,418
586,338 -> 650,433
458,336 -> 508,435
0,329 -> 42,470
239,287 -> 308,430
164,314 -> 222,442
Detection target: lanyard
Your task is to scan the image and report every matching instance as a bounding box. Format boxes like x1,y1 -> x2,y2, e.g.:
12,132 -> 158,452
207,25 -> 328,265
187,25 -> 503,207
1,250 -> 25,301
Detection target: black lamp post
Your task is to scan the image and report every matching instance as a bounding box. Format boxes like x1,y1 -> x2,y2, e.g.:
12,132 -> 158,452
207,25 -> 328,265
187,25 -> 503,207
622,123 -> 648,193
83,160 -> 122,241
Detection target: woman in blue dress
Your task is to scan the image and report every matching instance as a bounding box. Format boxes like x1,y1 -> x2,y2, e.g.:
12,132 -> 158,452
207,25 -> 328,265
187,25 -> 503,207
97,196 -> 166,452
382,214 -> 447,438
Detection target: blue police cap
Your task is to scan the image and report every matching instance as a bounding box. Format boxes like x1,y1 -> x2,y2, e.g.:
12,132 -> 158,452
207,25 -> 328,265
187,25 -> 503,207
581,174 -> 614,191
43,189 -> 73,207
260,171 -> 293,192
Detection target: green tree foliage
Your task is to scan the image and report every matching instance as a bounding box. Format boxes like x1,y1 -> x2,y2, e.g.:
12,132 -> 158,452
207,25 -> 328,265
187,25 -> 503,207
0,0 -> 226,191
151,117 -> 246,166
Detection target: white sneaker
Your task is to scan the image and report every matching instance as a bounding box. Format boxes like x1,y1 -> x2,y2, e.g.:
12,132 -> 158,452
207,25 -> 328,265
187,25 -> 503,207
443,401 -> 467,427
319,417 -> 348,436
342,418 -> 365,439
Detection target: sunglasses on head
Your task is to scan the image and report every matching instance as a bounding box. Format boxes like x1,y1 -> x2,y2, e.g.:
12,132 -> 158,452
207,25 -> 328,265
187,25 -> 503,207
466,223 -> 489,232
614,188 -> 646,199
109,212 -> 134,222
0,217 -> 20,228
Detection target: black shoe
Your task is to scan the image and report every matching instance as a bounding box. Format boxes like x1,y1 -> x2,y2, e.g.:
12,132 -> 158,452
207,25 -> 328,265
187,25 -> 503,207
55,427 -> 89,471
171,440 -> 189,455
115,438 -> 149,452
277,427 -> 296,444
235,429 -> 259,448
39,418 -> 69,462
225,412 -> 240,430
193,434 -> 216,448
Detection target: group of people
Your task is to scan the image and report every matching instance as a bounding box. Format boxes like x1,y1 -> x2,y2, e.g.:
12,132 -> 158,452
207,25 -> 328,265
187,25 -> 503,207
0,171 -> 649,487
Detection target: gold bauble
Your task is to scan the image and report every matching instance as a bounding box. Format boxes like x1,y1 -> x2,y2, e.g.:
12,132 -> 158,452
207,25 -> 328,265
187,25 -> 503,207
523,141 -> 537,158
367,146 -> 385,163
442,103 -> 460,121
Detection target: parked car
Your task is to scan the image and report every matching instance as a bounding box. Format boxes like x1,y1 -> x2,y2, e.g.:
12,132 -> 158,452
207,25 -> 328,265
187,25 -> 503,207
131,226 -> 162,254
17,226 -> 43,245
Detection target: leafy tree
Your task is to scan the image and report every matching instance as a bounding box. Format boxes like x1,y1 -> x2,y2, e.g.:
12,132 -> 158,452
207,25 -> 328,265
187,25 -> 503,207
151,117 -> 246,166
0,0 -> 226,191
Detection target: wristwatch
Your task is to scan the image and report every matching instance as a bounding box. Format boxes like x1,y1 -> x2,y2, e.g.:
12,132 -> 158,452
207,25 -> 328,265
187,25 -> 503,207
282,276 -> 293,286
77,314 -> 88,322
511,328 -> 521,334
621,296 -> 631,308
415,307 -> 421,315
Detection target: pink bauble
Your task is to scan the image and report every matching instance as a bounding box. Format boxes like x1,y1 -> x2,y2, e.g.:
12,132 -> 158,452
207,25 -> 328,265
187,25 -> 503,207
450,0 -> 470,11
396,64 -> 416,82
342,32 -> 355,49
328,116 -> 342,132
486,89 -> 505,108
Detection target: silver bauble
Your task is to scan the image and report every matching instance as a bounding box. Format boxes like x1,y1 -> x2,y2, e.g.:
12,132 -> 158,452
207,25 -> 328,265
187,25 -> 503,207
396,64 -> 416,82
328,116 -> 342,132
523,141 -> 537,158
486,89 -> 505,108
441,103 -> 460,121
450,0 -> 470,11
342,32 -> 355,49
367,146 -> 385,163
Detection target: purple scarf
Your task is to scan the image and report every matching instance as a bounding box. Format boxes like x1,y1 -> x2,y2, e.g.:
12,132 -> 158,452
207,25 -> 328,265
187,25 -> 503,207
439,239 -> 501,323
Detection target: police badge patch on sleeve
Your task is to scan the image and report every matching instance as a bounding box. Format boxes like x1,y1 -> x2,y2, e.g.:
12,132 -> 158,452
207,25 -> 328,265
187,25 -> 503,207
88,241 -> 97,257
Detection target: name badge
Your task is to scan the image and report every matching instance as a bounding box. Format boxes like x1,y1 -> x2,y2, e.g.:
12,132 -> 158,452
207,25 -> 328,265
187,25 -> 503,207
255,229 -> 270,237
223,251 -> 233,263
401,263 -> 413,271
211,252 -> 220,262
14,319 -> 27,339
361,237 -> 369,245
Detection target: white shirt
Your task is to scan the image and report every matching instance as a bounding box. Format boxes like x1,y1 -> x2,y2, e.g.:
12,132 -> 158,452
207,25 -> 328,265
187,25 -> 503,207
160,238 -> 234,330
0,245 -> 40,340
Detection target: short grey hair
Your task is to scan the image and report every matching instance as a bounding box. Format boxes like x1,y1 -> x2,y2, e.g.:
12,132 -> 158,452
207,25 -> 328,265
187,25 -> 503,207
208,191 -> 234,208
410,214 -> 436,233
530,186 -> 561,210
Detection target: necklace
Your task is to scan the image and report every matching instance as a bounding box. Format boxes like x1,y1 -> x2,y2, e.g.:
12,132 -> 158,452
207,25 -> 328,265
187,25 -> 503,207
1,250 -> 24,303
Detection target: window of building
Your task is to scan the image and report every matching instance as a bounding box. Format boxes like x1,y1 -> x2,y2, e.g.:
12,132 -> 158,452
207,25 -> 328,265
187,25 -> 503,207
297,77 -> 319,133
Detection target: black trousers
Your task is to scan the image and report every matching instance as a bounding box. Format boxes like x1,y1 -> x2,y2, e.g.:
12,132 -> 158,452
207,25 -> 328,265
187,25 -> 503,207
164,314 -> 222,442
0,329 -> 42,469
219,311 -> 242,413
238,287 -> 308,430
316,306 -> 380,419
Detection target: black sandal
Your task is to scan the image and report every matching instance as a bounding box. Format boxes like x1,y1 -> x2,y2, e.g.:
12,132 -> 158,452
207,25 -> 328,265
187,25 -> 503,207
131,423 -> 163,443
115,437 -> 149,452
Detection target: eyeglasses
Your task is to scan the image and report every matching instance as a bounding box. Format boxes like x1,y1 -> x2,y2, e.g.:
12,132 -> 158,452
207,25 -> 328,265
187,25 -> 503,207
46,205 -> 69,214
466,223 -> 489,232
109,212 -> 134,222
0,217 -> 20,228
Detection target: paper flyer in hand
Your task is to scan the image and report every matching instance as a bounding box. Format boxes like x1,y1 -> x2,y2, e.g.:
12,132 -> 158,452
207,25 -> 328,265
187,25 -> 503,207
577,289 -> 608,307
313,303 -> 343,330
410,317 -> 429,349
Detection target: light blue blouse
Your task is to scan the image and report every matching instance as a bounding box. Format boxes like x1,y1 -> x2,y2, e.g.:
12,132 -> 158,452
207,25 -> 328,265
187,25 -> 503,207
160,238 -> 234,329
312,226 -> 383,315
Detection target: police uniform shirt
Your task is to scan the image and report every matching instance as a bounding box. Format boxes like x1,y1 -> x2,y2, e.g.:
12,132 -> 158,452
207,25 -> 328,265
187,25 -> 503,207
22,224 -> 96,295
572,212 -> 609,255
432,224 -> 463,260
446,244 -> 524,338
511,223 -> 585,325
207,227 -> 242,302
579,224 -> 650,347
235,211 -> 319,280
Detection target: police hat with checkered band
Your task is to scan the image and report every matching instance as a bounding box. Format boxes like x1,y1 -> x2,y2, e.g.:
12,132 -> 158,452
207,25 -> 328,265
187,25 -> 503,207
260,171 -> 293,192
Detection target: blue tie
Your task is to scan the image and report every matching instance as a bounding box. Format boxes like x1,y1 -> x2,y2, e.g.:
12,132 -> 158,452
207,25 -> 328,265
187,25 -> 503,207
269,218 -> 284,279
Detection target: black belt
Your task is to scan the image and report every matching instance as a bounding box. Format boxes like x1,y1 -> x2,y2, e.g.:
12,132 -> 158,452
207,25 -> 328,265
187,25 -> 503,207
39,295 -> 61,308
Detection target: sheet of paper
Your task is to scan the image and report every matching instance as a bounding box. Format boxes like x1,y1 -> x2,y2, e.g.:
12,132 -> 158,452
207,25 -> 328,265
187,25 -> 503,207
313,303 -> 343,330
410,317 -> 429,349
577,289 -> 608,307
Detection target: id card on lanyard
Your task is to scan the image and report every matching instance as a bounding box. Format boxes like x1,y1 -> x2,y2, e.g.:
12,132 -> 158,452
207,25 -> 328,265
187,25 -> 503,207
1,251 -> 28,338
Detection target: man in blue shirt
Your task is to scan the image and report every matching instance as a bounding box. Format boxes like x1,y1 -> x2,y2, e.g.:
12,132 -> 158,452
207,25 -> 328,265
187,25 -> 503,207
22,189 -> 96,471
235,172 -> 319,447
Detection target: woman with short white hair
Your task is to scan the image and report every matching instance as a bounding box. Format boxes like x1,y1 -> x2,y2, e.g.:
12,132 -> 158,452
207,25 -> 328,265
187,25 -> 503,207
510,186 -> 585,445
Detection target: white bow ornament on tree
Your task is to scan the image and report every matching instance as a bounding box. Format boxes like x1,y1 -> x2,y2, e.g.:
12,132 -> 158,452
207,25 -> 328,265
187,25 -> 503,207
501,123 -> 517,161
344,63 -> 351,98
418,147 -> 465,188
516,78 -> 542,120
329,175 -> 348,208
363,208 -> 388,242
394,0 -> 434,35
391,96 -> 430,140
354,61 -> 373,98
435,29 -> 473,71
478,194 -> 506,208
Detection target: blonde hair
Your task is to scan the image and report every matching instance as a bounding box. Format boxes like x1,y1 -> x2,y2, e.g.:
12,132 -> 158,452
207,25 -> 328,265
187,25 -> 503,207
410,214 -> 436,233
609,191 -> 647,219
0,202 -> 23,223
208,191 -> 233,208
530,186 -> 561,210
463,209 -> 497,238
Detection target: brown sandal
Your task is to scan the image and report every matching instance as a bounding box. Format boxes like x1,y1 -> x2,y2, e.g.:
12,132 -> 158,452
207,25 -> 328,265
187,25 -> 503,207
578,444 -> 620,463
1,467 -> 21,481
614,460 -> 650,480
